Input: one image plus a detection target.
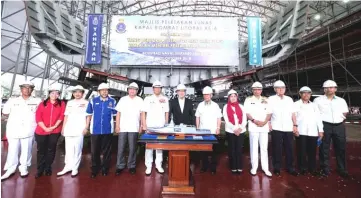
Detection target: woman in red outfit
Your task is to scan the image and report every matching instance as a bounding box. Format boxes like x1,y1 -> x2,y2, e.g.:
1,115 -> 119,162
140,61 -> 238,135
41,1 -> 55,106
35,84 -> 65,178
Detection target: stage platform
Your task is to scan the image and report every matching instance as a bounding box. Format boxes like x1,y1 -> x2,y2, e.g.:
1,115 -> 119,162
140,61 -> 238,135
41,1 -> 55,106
1,139 -> 361,198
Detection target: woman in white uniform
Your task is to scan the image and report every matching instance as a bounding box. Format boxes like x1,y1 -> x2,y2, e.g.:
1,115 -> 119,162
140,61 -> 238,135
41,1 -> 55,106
1,80 -> 41,180
223,89 -> 247,174
57,85 -> 88,177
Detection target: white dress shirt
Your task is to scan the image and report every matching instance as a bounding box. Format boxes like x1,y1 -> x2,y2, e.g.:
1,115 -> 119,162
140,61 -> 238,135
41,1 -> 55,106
178,98 -> 185,113
244,96 -> 271,133
63,99 -> 88,136
115,95 -> 144,132
268,95 -> 295,132
195,101 -> 222,134
2,96 -> 42,139
142,94 -> 169,128
294,100 -> 324,137
223,104 -> 247,134
313,95 -> 349,124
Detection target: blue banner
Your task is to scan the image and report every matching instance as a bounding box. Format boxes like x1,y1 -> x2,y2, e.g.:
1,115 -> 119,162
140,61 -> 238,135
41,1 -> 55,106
247,17 -> 262,66
85,14 -> 103,64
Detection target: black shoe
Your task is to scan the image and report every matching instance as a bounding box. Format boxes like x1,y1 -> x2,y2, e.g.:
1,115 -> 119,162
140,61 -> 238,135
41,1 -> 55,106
200,167 -> 207,173
35,172 -> 43,178
231,170 -> 238,175
300,170 -> 307,175
90,173 -> 97,178
319,169 -> 330,177
115,169 -> 123,176
20,174 -> 29,178
288,170 -> 299,176
273,170 -> 281,176
102,171 -> 108,176
71,173 -> 78,178
129,168 -> 136,175
45,170 -> 52,176
339,171 -> 350,179
211,170 -> 216,175
310,171 -> 319,177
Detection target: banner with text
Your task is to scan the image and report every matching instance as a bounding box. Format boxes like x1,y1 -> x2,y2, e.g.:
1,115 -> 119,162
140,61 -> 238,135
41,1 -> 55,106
247,17 -> 262,66
110,16 -> 239,66
85,14 -> 103,64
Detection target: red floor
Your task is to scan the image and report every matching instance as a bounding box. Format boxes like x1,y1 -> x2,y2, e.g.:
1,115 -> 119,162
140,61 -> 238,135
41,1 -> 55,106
1,140 -> 361,198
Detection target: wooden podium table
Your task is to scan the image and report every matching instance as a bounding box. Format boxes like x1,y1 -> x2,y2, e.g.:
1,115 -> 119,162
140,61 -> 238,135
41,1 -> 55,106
139,134 -> 218,195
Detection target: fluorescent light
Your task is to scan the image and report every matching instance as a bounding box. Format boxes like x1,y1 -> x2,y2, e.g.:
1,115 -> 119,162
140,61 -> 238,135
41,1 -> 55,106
314,14 -> 321,20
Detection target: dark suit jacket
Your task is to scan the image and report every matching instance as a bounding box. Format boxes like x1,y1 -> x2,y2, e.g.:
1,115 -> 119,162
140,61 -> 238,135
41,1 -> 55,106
169,98 -> 195,125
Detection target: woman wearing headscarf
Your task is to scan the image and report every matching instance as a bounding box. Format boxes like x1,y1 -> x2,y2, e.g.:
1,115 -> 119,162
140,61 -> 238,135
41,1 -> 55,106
57,85 -> 88,177
223,89 -> 247,174
35,83 -> 65,178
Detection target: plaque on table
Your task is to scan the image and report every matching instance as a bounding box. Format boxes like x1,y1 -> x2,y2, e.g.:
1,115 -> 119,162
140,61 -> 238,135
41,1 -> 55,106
146,124 -> 212,135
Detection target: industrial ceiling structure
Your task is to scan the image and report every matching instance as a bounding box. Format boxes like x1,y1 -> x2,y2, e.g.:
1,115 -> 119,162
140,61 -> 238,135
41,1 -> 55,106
1,1 -> 361,102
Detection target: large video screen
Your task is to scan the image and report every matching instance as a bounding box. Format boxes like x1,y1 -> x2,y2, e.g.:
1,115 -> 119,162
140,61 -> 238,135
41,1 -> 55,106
110,16 -> 239,66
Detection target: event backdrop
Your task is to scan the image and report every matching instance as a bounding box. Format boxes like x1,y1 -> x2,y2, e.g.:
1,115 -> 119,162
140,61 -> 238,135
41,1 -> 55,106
110,16 -> 239,66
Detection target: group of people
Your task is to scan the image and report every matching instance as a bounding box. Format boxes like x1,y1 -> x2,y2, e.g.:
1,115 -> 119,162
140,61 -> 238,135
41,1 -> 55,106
1,78 -> 350,181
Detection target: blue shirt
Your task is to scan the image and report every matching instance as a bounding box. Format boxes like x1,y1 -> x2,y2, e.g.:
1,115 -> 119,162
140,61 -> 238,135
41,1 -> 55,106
86,96 -> 117,135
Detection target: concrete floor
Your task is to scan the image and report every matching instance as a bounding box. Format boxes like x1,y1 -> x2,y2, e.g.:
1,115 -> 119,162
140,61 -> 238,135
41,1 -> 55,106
1,125 -> 361,198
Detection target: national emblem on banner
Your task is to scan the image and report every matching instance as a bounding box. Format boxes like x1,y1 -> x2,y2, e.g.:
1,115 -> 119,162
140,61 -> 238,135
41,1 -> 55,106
116,19 -> 126,33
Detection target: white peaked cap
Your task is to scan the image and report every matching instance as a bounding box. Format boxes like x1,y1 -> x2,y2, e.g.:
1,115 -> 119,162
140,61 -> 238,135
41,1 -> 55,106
152,80 -> 163,87
323,80 -> 337,88
19,80 -> 34,87
202,86 -> 213,94
273,80 -> 286,88
98,83 -> 109,90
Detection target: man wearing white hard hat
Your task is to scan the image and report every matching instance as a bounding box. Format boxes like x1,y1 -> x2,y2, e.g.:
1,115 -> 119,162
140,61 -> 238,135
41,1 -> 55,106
114,82 -> 143,175
314,80 -> 349,178
1,80 -> 41,180
169,84 -> 194,126
86,83 -> 117,178
142,80 -> 169,175
223,89 -> 247,174
57,85 -> 88,177
244,82 -> 272,177
268,80 -> 299,176
294,86 -> 324,176
195,86 -> 222,174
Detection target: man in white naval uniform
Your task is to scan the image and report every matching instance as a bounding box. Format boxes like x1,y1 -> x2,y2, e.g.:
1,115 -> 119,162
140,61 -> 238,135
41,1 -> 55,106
142,80 -> 169,176
1,80 -> 41,180
244,82 -> 272,177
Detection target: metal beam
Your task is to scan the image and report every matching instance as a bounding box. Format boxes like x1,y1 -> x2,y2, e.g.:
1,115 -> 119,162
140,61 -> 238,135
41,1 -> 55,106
1,34 -> 22,50
1,8 -> 25,20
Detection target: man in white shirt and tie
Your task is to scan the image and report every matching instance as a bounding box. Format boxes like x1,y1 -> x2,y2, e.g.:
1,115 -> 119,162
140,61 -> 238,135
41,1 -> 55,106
268,80 -> 299,176
294,86 -> 324,176
314,80 -> 349,178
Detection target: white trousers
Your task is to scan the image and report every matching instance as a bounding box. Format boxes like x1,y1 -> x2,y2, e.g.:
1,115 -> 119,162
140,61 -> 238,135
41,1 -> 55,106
63,136 -> 83,171
145,149 -> 163,168
3,136 -> 34,173
249,132 -> 270,171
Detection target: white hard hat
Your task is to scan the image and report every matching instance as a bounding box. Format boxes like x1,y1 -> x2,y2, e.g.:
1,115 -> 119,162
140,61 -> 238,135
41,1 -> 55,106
176,84 -> 186,91
323,80 -> 337,88
19,80 -> 34,87
227,89 -> 238,96
71,85 -> 85,92
299,86 -> 312,93
98,83 -> 109,90
251,82 -> 263,89
273,80 -> 286,88
152,80 -> 163,88
48,83 -> 62,92
202,86 -> 213,95
128,82 -> 139,89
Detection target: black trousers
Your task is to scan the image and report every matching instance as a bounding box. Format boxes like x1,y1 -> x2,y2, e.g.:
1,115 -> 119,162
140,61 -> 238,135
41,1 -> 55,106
91,134 -> 113,174
271,130 -> 294,171
35,133 -> 60,172
319,122 -> 347,173
296,135 -> 318,172
201,136 -> 219,171
226,133 -> 245,170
